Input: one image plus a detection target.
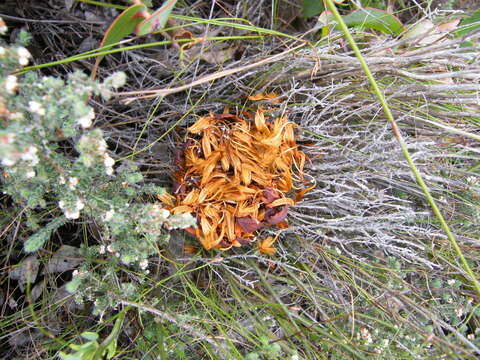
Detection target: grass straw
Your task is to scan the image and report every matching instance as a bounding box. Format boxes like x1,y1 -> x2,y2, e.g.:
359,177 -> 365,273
324,0 -> 480,298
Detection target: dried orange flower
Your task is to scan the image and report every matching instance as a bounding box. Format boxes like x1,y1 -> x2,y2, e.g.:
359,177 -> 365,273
158,105 -> 312,252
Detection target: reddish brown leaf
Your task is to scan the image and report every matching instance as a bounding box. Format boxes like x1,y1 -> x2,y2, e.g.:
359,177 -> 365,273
264,205 -> 289,225
236,216 -> 263,233
236,237 -> 252,245
262,187 -> 280,204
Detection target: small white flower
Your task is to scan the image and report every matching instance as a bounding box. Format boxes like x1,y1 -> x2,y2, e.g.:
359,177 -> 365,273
99,245 -> 106,255
455,307 -> 464,317
64,209 -> 80,220
106,167 -> 114,176
5,75 -> 18,94
72,270 -> 79,277
59,200 -> 65,209
104,155 -> 115,167
360,328 -> 373,344
467,334 -> 475,340
28,101 -> 46,116
25,169 -> 35,178
103,209 -> 115,222
17,47 -> 31,59
77,108 -> 95,128
21,146 -> 38,162
18,56 -> 29,66
447,279 -> 456,286
98,139 -> 107,152
0,46 -> 5,56
59,176 -> 66,184
139,259 -> 148,270
68,177 -> 79,190
106,245 -> 114,253
76,199 -> 85,210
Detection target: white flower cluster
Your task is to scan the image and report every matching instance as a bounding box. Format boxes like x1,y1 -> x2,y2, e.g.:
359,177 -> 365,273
77,131 -> 115,175
1,144 -> 39,178
104,154 -> 115,175
4,75 -> 18,94
16,46 -> 31,66
103,208 -> 115,222
139,259 -> 148,270
68,177 -> 79,190
359,327 -> 373,344
59,198 -> 85,220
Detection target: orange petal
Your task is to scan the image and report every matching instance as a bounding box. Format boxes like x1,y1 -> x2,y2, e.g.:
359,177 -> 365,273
188,115 -> 213,134
258,235 -> 278,255
171,205 -> 194,214
157,192 -> 175,207
295,183 -> 315,202
266,197 -> 295,208
248,92 -> 281,103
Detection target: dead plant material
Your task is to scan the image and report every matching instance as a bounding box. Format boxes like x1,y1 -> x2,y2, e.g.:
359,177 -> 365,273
158,101 -> 312,253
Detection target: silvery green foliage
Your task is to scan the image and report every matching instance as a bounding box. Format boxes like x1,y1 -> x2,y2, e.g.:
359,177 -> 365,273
0,19 -> 195,312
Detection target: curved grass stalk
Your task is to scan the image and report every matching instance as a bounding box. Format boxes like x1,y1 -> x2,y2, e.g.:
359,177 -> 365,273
324,0 -> 480,298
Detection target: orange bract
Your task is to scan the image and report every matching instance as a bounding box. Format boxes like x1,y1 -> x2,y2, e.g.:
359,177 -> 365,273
159,107 -> 312,252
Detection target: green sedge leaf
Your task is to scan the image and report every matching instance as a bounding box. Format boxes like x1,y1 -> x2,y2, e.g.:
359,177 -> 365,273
92,4 -> 149,79
302,0 -> 325,18
136,0 -> 178,36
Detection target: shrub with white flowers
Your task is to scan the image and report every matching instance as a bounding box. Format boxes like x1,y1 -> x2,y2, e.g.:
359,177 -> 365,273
0,18 -> 196,314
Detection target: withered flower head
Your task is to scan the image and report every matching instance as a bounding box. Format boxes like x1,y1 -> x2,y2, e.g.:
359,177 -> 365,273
158,100 -> 312,254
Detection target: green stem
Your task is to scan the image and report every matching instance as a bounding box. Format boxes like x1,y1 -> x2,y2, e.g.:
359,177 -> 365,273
324,0 -> 480,298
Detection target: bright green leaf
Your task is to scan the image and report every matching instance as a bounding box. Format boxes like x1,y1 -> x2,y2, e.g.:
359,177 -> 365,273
454,9 -> 480,37
340,7 -> 404,36
136,0 -> 178,36
302,0 -> 325,18
81,332 -> 99,341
